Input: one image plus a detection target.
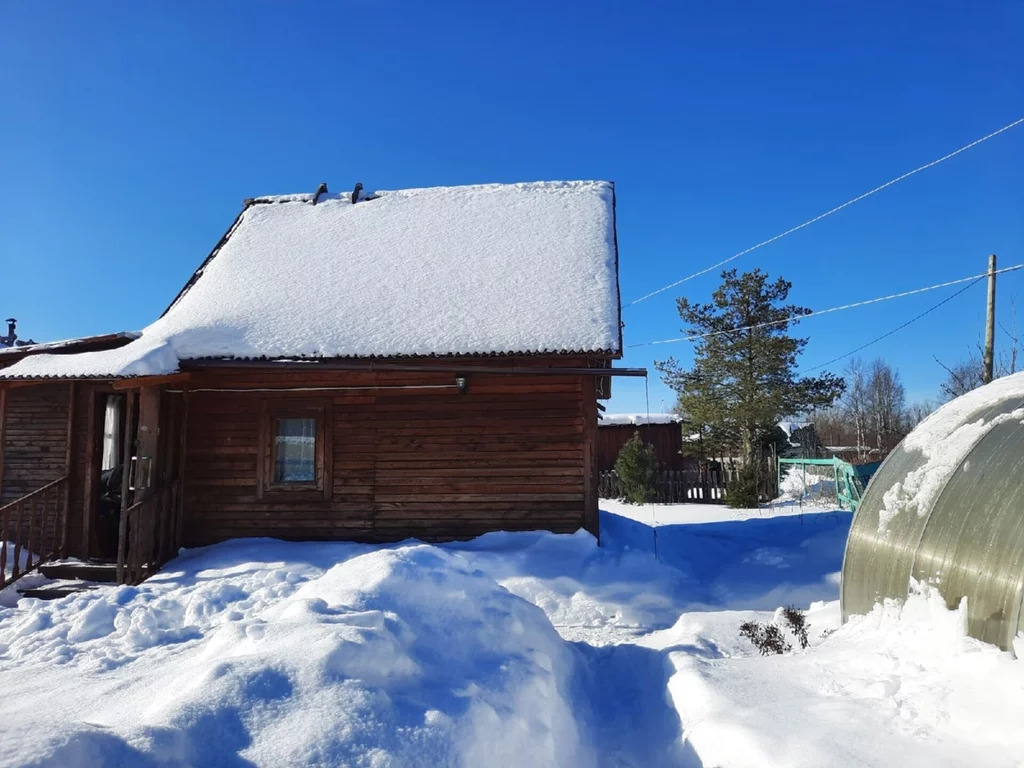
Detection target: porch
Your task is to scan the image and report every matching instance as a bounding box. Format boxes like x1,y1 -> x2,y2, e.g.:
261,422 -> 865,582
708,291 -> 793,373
0,381 -> 185,592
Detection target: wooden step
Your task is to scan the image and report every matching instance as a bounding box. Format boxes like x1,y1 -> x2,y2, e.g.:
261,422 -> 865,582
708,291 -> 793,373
18,582 -> 101,600
38,561 -> 118,583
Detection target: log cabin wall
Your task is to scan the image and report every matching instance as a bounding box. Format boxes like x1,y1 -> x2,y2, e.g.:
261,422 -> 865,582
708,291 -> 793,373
0,381 -> 114,559
596,421 -> 691,472
1,384 -> 70,506
180,358 -> 600,545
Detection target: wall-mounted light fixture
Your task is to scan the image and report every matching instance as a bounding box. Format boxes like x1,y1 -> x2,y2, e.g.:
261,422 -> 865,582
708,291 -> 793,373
455,375 -> 468,394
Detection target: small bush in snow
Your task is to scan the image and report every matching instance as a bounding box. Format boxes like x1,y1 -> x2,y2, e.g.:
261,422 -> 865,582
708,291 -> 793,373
739,621 -> 792,655
727,463 -> 759,509
739,607 -> 810,655
781,606 -> 809,650
614,432 -> 658,504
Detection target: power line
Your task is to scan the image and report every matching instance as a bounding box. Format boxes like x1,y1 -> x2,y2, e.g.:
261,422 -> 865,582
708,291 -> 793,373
626,116 -> 1024,308
802,278 -> 984,373
629,263 -> 1024,348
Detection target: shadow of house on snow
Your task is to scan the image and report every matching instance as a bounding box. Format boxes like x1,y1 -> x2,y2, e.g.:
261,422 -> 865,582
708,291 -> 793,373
600,509 -> 853,610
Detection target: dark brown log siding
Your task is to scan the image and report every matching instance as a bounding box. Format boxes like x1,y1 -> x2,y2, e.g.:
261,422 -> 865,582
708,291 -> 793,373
0,382 -> 114,558
1,385 -> 70,506
181,361 -> 596,545
596,421 -> 691,472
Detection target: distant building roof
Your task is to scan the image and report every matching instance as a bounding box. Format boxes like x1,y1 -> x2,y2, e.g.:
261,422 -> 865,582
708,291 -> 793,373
599,413 -> 682,426
0,332 -> 140,369
2,181 -> 621,379
778,421 -> 813,438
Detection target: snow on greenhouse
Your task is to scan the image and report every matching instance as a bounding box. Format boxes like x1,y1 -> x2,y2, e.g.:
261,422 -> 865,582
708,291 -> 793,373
842,371 -> 1024,650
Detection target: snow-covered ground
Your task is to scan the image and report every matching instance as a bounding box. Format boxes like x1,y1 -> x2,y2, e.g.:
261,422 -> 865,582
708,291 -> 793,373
600,496 -> 840,526
0,501 -> 1020,767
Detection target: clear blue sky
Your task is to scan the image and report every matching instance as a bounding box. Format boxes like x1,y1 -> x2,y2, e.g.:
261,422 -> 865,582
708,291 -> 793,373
2,2 -> 1021,412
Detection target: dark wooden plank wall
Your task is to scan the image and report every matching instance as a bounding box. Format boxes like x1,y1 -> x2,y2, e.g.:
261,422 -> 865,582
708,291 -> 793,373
0,382 -> 112,558
181,362 -> 597,545
1,384 -> 70,506
596,421 -> 690,472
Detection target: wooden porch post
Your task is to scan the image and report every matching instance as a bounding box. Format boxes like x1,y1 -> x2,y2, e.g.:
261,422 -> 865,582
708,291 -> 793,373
582,376 -> 599,540
115,390 -> 137,584
60,381 -> 75,558
175,385 -> 189,552
81,390 -> 99,560
136,385 -> 161,572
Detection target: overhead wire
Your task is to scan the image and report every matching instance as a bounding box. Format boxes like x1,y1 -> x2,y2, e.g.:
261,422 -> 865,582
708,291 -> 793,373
625,116 -> 1024,308
629,263 -> 1024,348
801,277 -> 985,373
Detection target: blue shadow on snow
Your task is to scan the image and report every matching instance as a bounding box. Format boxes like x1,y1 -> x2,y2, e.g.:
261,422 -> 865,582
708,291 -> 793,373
600,508 -> 853,610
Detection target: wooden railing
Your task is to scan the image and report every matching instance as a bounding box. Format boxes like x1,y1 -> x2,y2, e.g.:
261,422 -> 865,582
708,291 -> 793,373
118,481 -> 178,585
0,476 -> 70,590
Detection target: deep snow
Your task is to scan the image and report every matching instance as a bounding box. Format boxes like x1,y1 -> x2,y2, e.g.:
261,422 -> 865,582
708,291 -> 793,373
0,502 -> 1020,767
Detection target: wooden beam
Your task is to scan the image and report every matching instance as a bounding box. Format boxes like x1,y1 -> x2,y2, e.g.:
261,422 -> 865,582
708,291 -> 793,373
1,380 -> 69,389
174,386 -> 189,551
116,391 -> 137,584
61,382 -> 75,557
82,390 -> 100,560
111,373 -> 191,390
180,360 -> 647,377
582,377 -> 599,540
0,385 -> 6,500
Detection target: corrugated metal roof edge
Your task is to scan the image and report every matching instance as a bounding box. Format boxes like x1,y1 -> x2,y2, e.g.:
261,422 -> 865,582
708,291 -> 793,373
0,347 -> 621,381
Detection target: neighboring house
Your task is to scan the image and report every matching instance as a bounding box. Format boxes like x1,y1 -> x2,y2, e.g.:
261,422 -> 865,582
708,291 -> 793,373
777,421 -> 826,458
0,181 -> 640,584
596,413 -> 692,471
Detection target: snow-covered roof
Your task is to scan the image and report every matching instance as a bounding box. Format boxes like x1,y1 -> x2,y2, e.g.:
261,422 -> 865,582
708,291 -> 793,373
777,421 -> 813,438
0,332 -> 140,360
599,413 -> 682,426
2,181 -> 621,379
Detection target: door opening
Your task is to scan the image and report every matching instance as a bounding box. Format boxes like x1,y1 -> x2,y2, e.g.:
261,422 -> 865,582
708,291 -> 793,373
93,393 -> 130,559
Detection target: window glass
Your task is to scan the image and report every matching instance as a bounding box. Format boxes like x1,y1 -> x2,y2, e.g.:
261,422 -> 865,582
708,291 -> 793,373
274,417 -> 316,483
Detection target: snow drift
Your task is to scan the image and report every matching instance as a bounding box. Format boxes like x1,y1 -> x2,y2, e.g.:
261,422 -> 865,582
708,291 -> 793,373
0,540 -> 587,768
667,584 -> 1024,768
2,507 -> 1021,767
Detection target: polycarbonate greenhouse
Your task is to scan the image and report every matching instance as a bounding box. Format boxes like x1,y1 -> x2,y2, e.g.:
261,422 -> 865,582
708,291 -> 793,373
841,371 -> 1024,651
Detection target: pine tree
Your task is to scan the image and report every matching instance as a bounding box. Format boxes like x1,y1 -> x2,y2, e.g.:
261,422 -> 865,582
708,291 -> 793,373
614,432 -> 659,504
656,269 -> 844,507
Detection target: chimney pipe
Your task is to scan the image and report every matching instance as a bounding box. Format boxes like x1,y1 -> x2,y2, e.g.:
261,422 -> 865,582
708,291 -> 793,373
2,318 -> 16,348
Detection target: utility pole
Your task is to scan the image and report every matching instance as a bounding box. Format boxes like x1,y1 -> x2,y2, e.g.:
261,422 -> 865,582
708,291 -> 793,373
983,253 -> 997,384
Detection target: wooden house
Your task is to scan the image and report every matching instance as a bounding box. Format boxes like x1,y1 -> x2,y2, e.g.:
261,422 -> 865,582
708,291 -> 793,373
0,181 -> 641,586
595,413 -> 690,471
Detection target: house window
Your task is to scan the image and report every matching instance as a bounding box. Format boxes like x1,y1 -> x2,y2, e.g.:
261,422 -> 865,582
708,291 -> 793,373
273,417 -> 317,483
259,402 -> 331,498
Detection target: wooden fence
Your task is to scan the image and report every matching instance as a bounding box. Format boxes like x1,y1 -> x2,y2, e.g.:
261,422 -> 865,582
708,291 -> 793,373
0,476 -> 69,589
599,469 -> 730,503
600,460 -> 779,504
